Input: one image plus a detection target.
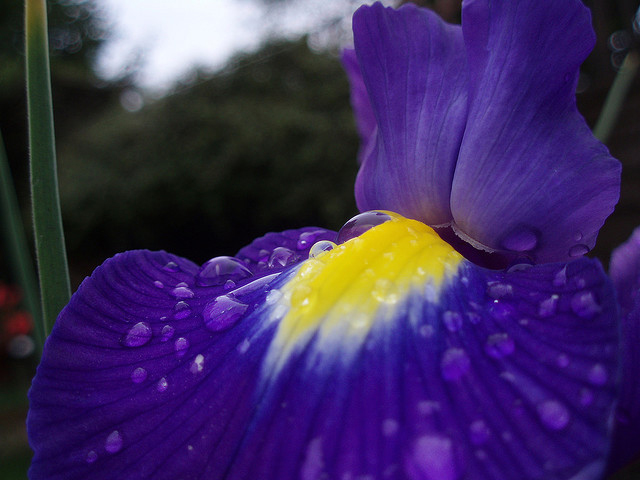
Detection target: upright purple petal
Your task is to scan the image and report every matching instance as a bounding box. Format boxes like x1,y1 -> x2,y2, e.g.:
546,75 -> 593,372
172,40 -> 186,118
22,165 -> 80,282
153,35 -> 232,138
28,216 -> 620,479
607,228 -> 640,472
450,0 -> 621,263
352,3 -> 468,226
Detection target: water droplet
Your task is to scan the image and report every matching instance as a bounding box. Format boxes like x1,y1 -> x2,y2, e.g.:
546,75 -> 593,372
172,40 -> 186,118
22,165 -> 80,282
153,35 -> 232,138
569,244 -> 589,257
489,301 -> 514,320
441,348 -> 470,381
173,301 -> 191,319
571,291 -> 600,319
237,338 -> 251,354
265,289 -> 283,305
309,240 -> 337,258
417,400 -> 440,415
174,337 -> 189,357
507,260 -> 533,273
203,295 -> 248,332
297,229 -> 331,250
131,367 -> 147,384
419,324 -> 434,338
160,324 -> 175,342
574,232 -> 583,242
552,266 -> 567,287
122,322 -> 152,347
171,286 -> 194,299
406,435 -> 458,480
223,280 -> 236,290
537,400 -> 570,430
538,295 -> 559,318
190,354 -> 204,374
86,450 -> 98,463
336,211 -> 393,244
556,354 -> 570,368
163,261 -> 180,272
231,273 -> 278,300
268,247 -> 296,268
443,311 -> 463,332
486,282 -> 513,299
484,333 -> 515,358
154,280 -> 164,289
105,430 -> 123,453
469,420 -> 490,445
198,256 -> 253,286
588,364 -> 608,386
257,249 -> 270,262
382,419 -> 399,436
372,278 -> 398,304
157,377 -> 168,392
291,285 -> 316,309
501,228 -> 538,252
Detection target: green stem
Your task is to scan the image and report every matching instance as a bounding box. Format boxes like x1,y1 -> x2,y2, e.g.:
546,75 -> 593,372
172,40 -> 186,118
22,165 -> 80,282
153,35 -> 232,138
0,131 -> 44,354
593,50 -> 640,144
25,0 -> 71,336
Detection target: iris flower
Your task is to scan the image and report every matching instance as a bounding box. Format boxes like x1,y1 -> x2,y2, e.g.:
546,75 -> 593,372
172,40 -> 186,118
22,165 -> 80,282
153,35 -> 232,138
27,1 -> 639,479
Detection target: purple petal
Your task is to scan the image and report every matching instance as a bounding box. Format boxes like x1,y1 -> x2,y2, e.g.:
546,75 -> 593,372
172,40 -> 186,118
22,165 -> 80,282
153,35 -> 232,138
28,217 -> 620,479
352,2 -> 468,226
450,0 -> 621,263
341,48 -> 376,164
607,228 -> 640,472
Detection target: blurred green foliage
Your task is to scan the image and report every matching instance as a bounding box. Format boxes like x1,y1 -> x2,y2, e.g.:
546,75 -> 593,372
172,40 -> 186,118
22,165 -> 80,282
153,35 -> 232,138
57,39 -> 360,270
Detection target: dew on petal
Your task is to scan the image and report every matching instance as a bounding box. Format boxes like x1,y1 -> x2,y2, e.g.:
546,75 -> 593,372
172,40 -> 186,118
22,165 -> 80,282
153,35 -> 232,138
552,266 -> 567,287
265,289 -> 283,305
405,435 -> 459,480
190,354 -> 204,374
163,261 -> 180,272
537,400 -> 570,430
203,295 -> 248,332
153,280 -> 164,289
223,279 -> 236,290
441,348 -> 470,381
86,450 -> 98,463
268,247 -> 296,268
501,228 -> 538,252
297,229 -> 331,250
122,322 -> 152,347
197,256 -> 253,286
538,295 -> 559,318
570,290 -> 601,319
419,324 -> 435,338
372,278 -> 398,304
506,260 -> 533,273
489,301 -> 514,320
237,338 -> 251,354
174,337 -> 189,357
105,430 -> 123,453
157,377 -> 168,392
569,244 -> 590,257
484,333 -> 515,359
131,367 -> 147,384
171,286 -> 194,299
382,419 -> 399,437
469,419 -> 490,446
486,282 -> 513,299
556,354 -> 570,368
309,240 -> 337,258
417,400 -> 440,415
588,364 -> 608,386
173,301 -> 192,320
442,311 -> 463,332
160,324 -> 175,342
336,211 -> 393,244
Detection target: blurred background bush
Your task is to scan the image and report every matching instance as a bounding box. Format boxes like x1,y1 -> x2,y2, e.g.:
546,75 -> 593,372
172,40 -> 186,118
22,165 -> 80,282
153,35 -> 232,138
1,0 -> 639,478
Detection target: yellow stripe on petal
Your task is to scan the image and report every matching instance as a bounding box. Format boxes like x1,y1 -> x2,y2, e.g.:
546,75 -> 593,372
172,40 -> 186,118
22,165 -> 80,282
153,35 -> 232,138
268,212 -> 464,365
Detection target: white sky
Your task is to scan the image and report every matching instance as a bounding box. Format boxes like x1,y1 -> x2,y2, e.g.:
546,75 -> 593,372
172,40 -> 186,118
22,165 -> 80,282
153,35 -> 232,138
95,0 -> 388,91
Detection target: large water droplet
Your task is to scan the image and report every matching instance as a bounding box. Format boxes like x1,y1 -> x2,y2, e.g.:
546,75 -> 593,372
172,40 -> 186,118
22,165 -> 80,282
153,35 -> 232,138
537,400 -> 570,430
173,301 -> 191,320
131,367 -> 147,384
105,430 -> 123,453
268,247 -> 296,268
174,337 -> 189,357
336,211 -> 393,244
569,244 -> 589,257
442,311 -> 463,332
309,240 -> 337,258
588,364 -> 608,386
198,256 -> 253,287
406,435 -> 459,480
160,324 -> 175,342
122,322 -> 152,347
171,285 -> 194,299
441,348 -> 470,381
501,228 -> 538,252
469,419 -> 490,446
203,295 -> 248,332
570,290 -> 600,319
484,333 -> 515,358
538,295 -> 559,318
